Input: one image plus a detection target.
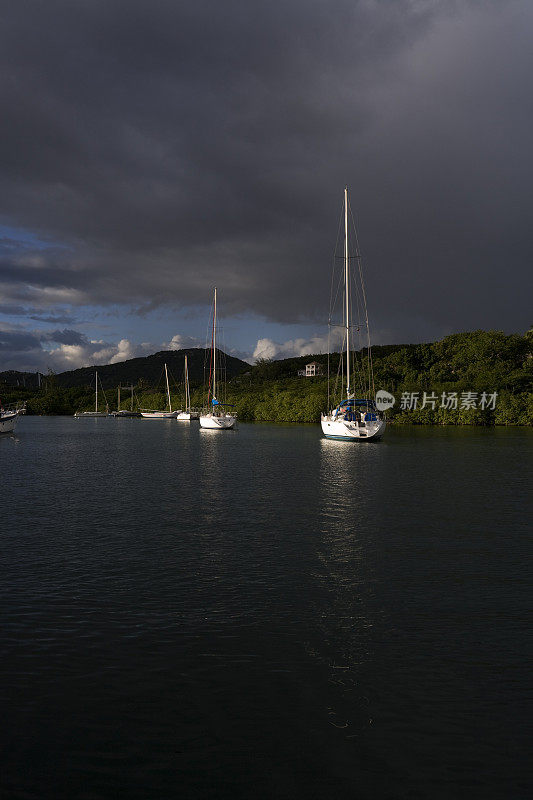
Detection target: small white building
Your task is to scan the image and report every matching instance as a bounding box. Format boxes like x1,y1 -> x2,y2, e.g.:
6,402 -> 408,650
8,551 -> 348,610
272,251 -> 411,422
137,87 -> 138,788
297,361 -> 323,377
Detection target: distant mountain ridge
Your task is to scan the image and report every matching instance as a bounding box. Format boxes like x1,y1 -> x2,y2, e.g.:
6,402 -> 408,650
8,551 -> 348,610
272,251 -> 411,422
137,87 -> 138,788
0,348 -> 250,389
0,344 -> 424,389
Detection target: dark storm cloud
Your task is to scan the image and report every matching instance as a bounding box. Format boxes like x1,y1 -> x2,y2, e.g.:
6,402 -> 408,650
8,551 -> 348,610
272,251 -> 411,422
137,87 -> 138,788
43,329 -> 88,346
0,325 -> 86,357
0,302 -> 77,324
0,0 -> 531,342
0,304 -> 28,317
0,328 -> 42,353
30,313 -> 78,324
0,321 -> 155,372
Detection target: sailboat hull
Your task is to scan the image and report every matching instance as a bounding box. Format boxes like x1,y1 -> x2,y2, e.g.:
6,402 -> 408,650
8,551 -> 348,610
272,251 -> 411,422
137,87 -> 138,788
199,414 -> 236,430
141,412 -> 177,418
0,411 -> 19,434
321,414 -> 386,441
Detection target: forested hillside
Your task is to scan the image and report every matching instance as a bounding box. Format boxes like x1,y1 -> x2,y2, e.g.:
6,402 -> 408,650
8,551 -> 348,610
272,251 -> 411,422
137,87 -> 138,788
0,348 -> 248,389
1,330 -> 531,424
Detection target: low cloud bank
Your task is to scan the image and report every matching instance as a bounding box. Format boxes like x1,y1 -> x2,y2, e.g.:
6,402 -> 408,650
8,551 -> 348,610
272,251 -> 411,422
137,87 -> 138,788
0,325 -> 204,373
252,331 -> 346,361
164,334 -> 203,351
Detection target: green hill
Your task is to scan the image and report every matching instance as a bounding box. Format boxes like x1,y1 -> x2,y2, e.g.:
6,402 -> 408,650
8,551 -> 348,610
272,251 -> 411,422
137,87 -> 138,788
51,348 -> 246,389
1,330 -> 532,424
0,348 -> 250,415
194,330 -> 533,425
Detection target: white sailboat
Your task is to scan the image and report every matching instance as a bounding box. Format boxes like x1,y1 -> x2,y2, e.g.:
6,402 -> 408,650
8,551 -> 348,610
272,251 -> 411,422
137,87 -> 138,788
199,288 -> 236,430
176,355 -> 199,420
0,402 -> 25,434
320,187 -> 386,441
74,371 -> 109,417
141,363 -> 178,418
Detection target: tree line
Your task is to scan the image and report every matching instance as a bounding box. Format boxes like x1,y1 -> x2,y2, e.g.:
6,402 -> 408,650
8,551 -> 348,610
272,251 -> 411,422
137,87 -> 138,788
1,330 -> 531,425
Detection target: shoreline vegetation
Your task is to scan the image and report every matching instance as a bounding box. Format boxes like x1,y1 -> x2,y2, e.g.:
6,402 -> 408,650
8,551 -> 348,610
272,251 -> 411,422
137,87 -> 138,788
2,330 -> 532,426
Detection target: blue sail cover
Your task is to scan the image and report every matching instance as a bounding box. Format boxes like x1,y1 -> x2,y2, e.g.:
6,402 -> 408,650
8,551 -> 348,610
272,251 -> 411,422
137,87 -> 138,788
334,398 -> 377,419
212,397 -> 220,405
334,398 -> 375,411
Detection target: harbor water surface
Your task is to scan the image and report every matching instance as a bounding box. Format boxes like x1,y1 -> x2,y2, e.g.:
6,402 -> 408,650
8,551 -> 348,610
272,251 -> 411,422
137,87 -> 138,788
1,418 -> 531,799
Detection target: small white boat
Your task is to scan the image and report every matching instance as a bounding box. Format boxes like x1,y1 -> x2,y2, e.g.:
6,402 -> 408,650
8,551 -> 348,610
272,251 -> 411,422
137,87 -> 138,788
199,288 -> 236,430
320,187 -> 386,442
141,363 -> 179,418
74,371 -> 109,417
0,404 -> 24,434
141,411 -> 177,418
176,355 -> 198,420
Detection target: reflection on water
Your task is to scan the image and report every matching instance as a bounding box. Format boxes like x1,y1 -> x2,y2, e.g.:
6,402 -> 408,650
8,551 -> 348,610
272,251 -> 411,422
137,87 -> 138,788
0,432 -> 20,445
309,437 -> 383,737
1,418 -> 530,800
198,426 -> 238,525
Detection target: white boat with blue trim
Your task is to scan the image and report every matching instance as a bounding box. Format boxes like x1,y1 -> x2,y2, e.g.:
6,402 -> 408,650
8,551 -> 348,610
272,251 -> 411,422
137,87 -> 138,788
200,288 -> 236,430
321,398 -> 385,441
321,187 -> 386,442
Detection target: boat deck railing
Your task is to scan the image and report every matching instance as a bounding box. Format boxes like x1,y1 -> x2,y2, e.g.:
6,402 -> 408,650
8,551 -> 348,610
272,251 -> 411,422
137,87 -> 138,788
1,401 -> 26,414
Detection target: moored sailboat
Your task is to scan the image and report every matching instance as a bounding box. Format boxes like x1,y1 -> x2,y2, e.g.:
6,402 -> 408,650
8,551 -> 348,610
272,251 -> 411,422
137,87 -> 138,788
199,288 -> 236,430
109,384 -> 142,417
0,402 -> 25,434
320,187 -> 386,441
141,363 -> 179,418
74,371 -> 109,417
176,355 -> 199,420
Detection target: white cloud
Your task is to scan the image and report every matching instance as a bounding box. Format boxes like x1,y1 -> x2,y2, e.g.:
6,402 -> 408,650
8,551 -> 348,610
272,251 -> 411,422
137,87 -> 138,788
110,339 -> 135,363
43,338 -> 155,371
110,339 -> 153,363
49,344 -> 87,366
250,324 -> 397,361
2,322 -> 251,372
164,333 -> 203,351
1,326 -> 205,373
252,331 -> 343,361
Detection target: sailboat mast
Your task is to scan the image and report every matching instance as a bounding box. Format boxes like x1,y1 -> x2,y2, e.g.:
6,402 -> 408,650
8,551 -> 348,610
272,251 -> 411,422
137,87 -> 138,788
344,187 -> 351,398
164,363 -> 171,412
213,288 -> 217,401
185,355 -> 190,412
95,371 -> 98,412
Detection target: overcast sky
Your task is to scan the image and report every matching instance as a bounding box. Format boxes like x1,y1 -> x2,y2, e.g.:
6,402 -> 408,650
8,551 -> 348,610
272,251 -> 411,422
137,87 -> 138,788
1,0 -> 531,372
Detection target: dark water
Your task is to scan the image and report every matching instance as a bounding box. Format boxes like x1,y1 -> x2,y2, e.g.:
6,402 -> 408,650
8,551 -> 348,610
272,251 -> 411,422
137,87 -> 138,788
1,418 -> 531,799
